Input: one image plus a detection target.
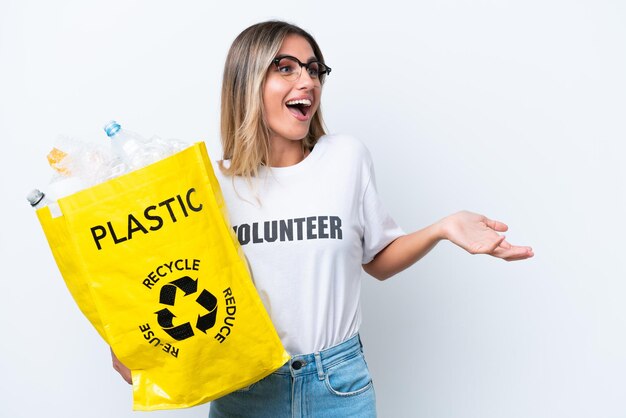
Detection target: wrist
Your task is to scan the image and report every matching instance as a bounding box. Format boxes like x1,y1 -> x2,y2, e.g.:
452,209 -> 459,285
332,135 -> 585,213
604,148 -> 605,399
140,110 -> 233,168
434,215 -> 452,241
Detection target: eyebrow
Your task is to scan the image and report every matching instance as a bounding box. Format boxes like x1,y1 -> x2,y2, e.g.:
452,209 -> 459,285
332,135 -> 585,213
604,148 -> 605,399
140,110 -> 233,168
275,54 -> 319,63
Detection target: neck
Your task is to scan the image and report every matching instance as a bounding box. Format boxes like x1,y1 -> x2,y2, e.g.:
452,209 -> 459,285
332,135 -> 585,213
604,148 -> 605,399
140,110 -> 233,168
268,136 -> 309,167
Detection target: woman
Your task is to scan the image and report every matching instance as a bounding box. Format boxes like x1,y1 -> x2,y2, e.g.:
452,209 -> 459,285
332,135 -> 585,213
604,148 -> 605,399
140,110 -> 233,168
112,21 -> 533,417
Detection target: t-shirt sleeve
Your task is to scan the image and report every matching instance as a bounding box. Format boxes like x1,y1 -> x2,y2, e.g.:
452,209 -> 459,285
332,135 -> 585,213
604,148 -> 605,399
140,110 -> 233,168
360,158 -> 405,264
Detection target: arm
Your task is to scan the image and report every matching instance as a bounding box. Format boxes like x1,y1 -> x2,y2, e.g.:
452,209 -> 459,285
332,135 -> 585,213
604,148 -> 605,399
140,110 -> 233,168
363,210 -> 534,280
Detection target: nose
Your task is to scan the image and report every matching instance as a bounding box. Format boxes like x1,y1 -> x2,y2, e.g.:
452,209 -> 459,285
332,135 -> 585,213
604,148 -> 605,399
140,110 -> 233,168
296,69 -> 316,90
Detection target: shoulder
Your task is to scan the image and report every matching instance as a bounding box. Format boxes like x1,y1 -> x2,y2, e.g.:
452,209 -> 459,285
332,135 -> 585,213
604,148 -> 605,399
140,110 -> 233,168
316,134 -> 375,187
316,134 -> 372,162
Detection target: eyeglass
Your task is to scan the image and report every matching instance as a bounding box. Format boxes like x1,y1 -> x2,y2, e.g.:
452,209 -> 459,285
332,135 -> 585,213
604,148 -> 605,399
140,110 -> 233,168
271,55 -> 332,82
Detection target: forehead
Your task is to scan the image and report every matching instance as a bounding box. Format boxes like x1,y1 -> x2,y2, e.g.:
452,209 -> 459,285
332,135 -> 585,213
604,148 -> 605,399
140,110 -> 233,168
276,34 -> 316,60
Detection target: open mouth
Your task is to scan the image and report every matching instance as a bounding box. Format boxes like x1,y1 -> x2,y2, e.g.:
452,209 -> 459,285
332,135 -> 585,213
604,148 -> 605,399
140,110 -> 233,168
286,98 -> 312,118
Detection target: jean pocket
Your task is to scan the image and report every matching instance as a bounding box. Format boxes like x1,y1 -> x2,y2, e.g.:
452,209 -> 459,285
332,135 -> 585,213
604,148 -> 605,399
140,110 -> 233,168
324,352 -> 373,397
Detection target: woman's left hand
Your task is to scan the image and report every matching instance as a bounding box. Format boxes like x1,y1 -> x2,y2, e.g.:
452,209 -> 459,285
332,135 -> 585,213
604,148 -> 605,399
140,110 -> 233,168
440,211 -> 534,261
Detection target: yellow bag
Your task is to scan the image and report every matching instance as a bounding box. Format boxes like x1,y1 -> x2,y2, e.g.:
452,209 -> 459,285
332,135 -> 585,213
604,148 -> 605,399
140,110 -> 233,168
36,142 -> 290,410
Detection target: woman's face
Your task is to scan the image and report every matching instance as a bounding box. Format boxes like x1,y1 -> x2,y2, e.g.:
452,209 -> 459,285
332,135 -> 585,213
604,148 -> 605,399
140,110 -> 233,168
263,34 -> 321,145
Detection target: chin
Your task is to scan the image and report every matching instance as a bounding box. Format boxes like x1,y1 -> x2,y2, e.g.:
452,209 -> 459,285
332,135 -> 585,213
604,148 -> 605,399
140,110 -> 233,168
286,128 -> 311,141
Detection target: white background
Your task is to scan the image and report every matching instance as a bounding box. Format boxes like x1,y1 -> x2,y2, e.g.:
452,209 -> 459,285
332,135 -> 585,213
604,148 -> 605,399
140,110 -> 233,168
1,1 -> 625,417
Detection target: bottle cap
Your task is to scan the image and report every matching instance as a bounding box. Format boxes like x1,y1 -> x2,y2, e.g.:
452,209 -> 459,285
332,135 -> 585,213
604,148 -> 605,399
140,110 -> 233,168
104,120 -> 121,137
26,189 -> 45,207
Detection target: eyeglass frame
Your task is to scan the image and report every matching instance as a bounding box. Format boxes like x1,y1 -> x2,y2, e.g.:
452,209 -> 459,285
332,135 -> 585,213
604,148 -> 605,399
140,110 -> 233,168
271,55 -> 332,82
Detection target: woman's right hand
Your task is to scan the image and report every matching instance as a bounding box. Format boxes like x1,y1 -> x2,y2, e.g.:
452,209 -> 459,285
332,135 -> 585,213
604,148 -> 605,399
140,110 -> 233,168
110,347 -> 132,385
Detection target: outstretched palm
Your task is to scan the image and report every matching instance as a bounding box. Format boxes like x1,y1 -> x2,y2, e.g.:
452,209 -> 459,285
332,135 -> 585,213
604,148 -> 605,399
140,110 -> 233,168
443,211 -> 533,261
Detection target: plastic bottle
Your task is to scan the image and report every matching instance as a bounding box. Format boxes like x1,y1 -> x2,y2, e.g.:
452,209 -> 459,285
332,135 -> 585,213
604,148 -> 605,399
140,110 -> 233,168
104,120 -> 144,176
26,189 -> 52,209
104,121 -> 144,162
103,121 -> 190,178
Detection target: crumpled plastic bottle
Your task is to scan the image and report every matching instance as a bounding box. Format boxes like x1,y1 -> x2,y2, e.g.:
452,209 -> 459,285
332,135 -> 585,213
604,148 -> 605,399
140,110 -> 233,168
103,120 -> 189,178
29,122 -> 190,214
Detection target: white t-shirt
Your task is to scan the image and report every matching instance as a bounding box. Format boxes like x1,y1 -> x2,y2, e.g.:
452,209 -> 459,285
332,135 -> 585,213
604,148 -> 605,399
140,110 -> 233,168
213,134 -> 404,355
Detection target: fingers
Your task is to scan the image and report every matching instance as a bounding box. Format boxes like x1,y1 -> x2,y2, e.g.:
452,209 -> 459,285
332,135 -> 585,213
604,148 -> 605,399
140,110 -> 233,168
481,217 -> 532,260
493,244 -> 534,261
484,217 -> 508,232
110,347 -> 133,385
115,364 -> 132,385
504,253 -> 534,262
502,247 -> 533,261
486,234 -> 507,253
499,239 -> 512,250
112,363 -> 131,384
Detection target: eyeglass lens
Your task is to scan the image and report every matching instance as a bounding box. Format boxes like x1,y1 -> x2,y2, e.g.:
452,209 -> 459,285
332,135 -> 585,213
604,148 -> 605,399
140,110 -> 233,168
276,57 -> 326,81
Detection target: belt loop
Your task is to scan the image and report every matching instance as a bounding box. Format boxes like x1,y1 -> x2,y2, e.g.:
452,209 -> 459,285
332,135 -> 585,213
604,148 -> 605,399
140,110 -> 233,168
358,334 -> 363,351
314,352 -> 324,381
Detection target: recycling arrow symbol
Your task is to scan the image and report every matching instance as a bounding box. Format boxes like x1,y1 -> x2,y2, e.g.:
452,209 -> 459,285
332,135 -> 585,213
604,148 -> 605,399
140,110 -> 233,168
155,275 -> 218,341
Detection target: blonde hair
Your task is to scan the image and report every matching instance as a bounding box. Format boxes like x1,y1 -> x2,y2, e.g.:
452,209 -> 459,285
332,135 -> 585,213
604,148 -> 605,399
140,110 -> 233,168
219,21 -> 328,178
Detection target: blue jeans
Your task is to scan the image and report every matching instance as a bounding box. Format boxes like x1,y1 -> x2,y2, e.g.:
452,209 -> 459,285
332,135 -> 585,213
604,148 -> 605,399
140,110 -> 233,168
209,334 -> 376,418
